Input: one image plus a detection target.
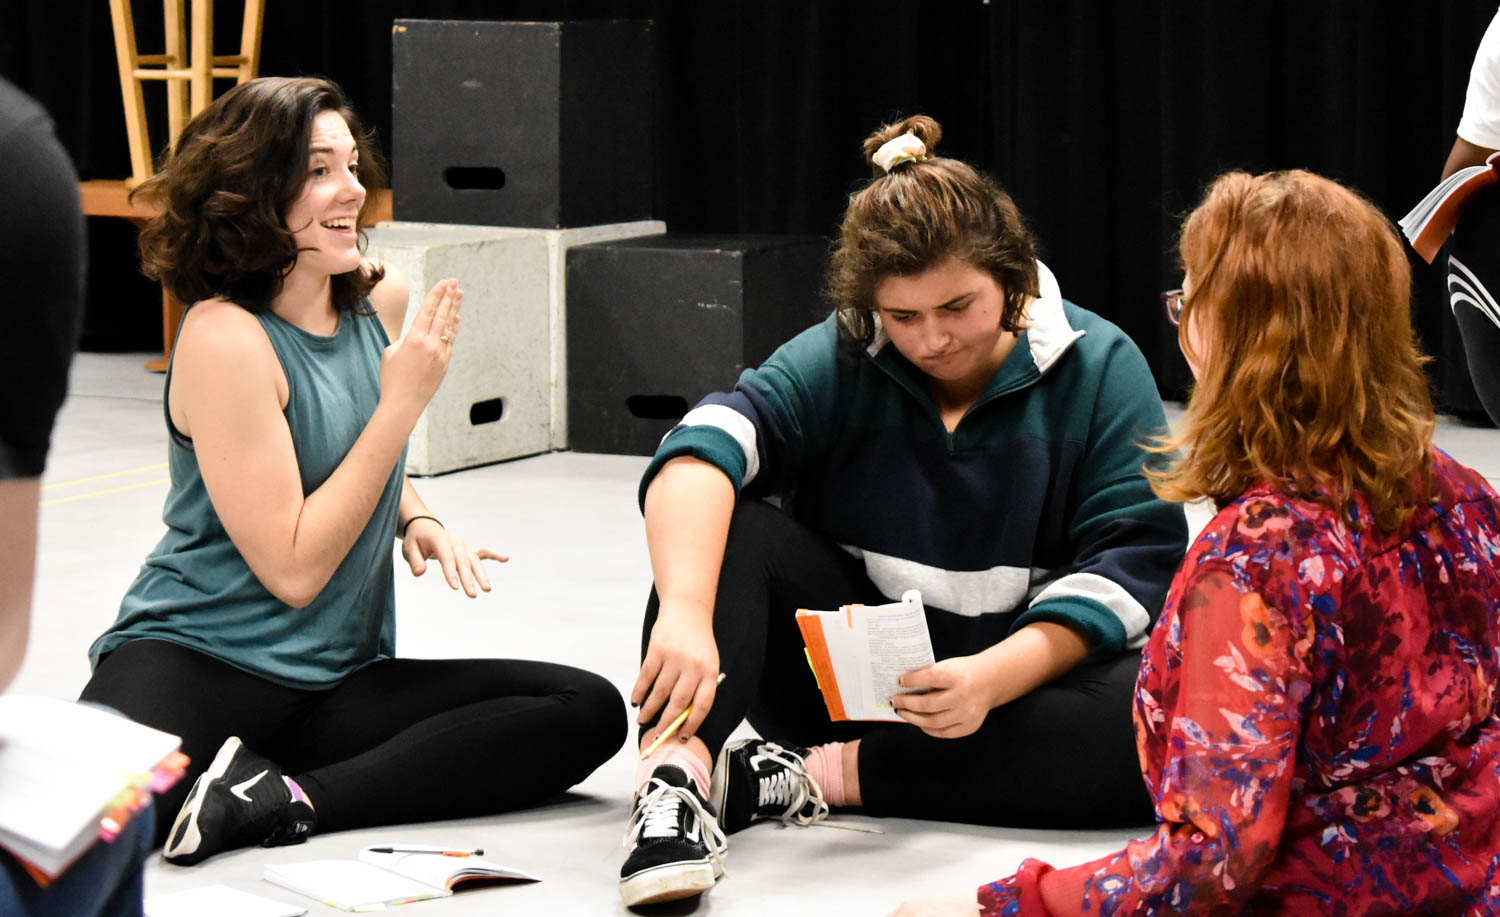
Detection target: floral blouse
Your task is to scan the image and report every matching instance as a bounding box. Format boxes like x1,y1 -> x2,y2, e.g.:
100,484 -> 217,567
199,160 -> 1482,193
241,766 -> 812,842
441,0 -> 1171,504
982,449 -> 1500,915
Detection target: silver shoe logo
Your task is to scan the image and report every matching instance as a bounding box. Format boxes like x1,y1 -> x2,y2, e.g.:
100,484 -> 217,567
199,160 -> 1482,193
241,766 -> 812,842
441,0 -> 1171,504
231,769 -> 268,802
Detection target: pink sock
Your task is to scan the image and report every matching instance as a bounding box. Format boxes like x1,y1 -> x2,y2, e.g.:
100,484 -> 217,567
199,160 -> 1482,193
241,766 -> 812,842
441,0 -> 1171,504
804,742 -> 847,807
283,775 -> 314,811
635,742 -> 712,797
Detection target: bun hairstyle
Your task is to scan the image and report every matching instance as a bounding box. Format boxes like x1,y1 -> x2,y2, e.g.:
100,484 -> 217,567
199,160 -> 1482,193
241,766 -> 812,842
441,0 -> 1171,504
830,115 -> 1039,348
863,115 -> 939,175
133,76 -> 386,316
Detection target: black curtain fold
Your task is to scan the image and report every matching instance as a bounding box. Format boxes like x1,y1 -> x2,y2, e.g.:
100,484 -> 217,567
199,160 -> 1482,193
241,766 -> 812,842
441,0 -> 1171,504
5,0 -> 1495,416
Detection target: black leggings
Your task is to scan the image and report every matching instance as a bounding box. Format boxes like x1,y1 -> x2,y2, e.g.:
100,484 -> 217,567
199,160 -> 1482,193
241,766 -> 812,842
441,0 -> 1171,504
640,500 -> 1153,829
1449,190 -> 1500,426
80,640 -> 626,846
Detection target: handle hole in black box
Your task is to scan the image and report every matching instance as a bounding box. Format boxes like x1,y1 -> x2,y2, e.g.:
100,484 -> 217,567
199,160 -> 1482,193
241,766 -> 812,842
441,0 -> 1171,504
626,395 -> 687,420
445,167 -> 507,191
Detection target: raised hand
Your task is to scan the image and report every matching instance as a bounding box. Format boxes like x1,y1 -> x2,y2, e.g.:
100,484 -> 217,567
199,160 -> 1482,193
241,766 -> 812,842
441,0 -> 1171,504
379,278 -> 463,421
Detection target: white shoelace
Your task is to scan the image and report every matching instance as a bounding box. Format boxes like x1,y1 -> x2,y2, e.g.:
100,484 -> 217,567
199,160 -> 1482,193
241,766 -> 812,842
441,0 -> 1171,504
752,742 -> 829,827
749,742 -> 883,834
623,776 -> 729,869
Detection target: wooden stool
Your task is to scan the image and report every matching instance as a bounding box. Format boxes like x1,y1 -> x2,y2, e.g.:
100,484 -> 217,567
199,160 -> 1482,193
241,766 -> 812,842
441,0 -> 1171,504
102,0 -> 263,369
107,0 -> 265,187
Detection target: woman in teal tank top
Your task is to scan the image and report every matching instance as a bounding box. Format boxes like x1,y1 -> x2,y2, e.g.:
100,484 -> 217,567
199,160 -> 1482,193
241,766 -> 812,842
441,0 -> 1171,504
78,77 -> 624,864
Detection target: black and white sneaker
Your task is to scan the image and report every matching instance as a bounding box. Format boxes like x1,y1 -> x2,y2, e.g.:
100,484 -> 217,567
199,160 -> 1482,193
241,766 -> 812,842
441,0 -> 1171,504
710,738 -> 829,834
619,765 -> 728,907
163,736 -> 316,866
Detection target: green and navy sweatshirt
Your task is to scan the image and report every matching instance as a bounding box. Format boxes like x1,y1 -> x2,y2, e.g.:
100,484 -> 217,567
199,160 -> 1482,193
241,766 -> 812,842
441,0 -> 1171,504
640,262 -> 1188,661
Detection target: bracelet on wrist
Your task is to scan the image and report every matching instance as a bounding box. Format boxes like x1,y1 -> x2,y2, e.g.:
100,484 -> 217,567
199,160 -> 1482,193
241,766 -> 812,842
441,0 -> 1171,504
399,514 -> 443,539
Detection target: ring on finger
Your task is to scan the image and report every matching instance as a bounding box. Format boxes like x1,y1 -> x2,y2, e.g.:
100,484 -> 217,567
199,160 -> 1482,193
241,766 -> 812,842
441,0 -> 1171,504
440,334 -> 450,343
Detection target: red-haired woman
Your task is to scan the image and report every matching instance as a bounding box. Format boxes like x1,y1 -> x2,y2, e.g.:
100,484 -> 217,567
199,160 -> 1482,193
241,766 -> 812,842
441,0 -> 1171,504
895,170 -> 1500,915
619,115 -> 1188,906
78,77 -> 624,865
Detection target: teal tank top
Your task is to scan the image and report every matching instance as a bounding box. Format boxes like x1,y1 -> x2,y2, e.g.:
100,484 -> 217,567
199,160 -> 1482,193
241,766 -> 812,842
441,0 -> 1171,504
89,306 -> 406,688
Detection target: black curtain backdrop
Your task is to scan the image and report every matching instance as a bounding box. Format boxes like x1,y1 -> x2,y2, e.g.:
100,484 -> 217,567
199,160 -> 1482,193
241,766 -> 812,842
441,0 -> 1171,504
4,1 -> 1494,413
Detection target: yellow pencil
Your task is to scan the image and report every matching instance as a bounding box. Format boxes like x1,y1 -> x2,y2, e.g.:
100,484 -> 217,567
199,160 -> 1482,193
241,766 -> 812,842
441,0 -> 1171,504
640,673 -> 726,759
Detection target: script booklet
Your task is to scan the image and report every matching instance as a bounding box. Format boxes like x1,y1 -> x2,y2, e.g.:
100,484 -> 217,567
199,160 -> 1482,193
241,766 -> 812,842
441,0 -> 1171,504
0,695 -> 184,880
263,844 -> 539,912
1400,150 -> 1500,263
796,589 -> 936,722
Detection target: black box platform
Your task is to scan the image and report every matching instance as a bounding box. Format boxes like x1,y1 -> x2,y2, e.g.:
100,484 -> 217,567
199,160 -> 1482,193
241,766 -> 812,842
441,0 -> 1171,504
392,19 -> 653,229
566,234 -> 830,456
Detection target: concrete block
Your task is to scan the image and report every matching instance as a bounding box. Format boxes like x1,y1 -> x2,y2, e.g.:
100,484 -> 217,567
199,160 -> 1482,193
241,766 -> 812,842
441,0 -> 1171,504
476,221 -> 666,449
366,220 -> 665,472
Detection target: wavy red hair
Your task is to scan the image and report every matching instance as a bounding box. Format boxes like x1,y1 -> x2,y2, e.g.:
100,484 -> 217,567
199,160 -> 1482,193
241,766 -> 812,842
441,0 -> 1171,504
1148,170 -> 1434,531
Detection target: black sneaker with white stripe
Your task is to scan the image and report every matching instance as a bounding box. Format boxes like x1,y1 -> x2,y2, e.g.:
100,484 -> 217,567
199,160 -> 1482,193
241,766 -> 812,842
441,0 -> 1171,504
163,736 -> 315,866
619,765 -> 728,907
710,738 -> 829,834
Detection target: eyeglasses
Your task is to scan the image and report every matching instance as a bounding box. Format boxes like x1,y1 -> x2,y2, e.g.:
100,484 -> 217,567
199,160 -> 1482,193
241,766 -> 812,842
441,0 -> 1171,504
1161,289 -> 1185,326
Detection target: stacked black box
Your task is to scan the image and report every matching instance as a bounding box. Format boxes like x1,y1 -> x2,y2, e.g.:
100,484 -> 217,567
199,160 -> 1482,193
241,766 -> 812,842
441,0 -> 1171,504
392,19 -> 653,229
566,235 -> 830,455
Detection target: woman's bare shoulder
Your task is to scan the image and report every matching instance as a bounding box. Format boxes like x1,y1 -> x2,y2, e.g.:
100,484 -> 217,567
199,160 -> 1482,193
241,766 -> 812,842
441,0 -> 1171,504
173,298 -> 279,373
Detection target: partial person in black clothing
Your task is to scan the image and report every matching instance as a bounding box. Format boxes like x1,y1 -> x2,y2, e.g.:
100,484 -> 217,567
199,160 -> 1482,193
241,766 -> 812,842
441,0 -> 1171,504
0,79 -> 83,485
0,75 -> 156,917
1440,8 -> 1500,425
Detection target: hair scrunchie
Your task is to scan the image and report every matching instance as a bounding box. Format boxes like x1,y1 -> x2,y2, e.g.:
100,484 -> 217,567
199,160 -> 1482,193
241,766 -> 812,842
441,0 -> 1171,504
873,131 -> 929,173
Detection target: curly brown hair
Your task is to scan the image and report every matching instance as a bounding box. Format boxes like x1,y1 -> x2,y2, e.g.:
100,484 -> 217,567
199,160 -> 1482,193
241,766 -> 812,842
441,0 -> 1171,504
828,115 -> 1039,348
1147,170 -> 1435,532
132,76 -> 386,315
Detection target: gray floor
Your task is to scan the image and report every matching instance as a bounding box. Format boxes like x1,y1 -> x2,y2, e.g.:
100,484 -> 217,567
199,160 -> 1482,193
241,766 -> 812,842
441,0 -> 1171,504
18,352 -> 1500,915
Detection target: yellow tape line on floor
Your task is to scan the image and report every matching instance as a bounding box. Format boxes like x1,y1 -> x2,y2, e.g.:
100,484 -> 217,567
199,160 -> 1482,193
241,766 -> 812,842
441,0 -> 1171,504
42,462 -> 168,491
41,478 -> 170,507
41,463 -> 170,506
